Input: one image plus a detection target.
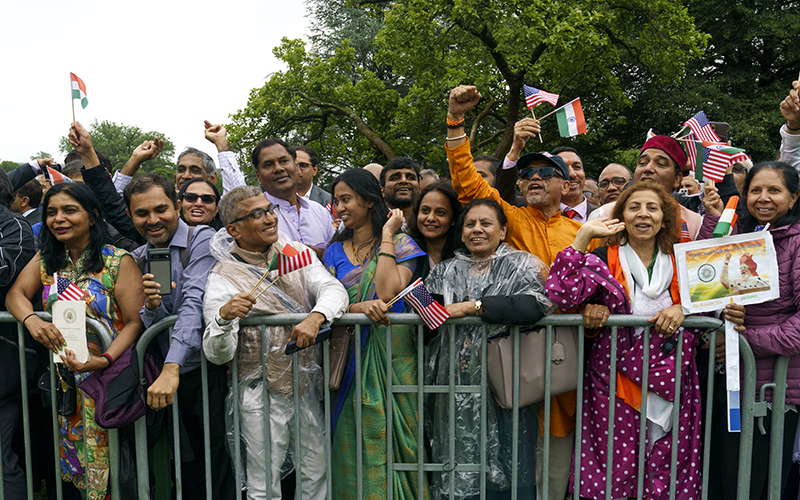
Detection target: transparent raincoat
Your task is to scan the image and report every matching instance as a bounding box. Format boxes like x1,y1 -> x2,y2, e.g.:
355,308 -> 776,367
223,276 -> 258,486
206,230 -> 329,485
424,243 -> 554,498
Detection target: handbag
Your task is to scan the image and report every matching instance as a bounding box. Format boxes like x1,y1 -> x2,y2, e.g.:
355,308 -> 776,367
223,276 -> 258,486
328,325 -> 354,391
38,363 -> 77,417
486,325 -> 579,409
78,341 -> 162,428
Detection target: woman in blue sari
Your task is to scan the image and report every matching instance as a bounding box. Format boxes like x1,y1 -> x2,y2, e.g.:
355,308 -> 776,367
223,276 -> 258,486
323,168 -> 430,499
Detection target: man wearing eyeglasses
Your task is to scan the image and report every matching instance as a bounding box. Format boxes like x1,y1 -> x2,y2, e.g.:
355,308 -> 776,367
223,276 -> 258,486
295,145 -> 332,208
446,84 -> 597,500
203,185 -> 348,500
596,163 -> 632,204
124,172 -> 236,500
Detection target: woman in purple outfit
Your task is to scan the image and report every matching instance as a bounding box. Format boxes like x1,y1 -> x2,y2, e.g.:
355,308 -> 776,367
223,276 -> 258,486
546,180 -> 703,499
702,161 -> 800,499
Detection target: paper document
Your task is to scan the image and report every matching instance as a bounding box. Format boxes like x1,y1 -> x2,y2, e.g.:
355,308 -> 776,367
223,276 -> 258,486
52,301 -> 89,364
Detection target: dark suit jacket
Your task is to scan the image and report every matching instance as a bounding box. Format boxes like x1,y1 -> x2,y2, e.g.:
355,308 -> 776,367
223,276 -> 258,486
8,163 -> 37,192
23,209 -> 41,226
308,184 -> 332,207
494,165 -> 528,207
81,164 -> 145,246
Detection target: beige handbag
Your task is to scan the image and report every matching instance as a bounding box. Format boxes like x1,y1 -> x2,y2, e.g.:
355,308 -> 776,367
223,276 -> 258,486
328,325 -> 354,391
486,325 -> 579,409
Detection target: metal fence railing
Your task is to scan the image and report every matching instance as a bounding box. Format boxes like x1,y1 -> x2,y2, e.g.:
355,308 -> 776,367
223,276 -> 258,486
0,312 -> 792,500
0,312 -> 117,500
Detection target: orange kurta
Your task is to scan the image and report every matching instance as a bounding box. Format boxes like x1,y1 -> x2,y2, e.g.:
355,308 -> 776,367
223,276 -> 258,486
446,139 -> 588,437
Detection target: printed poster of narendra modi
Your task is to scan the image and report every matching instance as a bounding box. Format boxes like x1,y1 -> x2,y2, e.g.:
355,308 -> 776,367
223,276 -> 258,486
674,231 -> 779,313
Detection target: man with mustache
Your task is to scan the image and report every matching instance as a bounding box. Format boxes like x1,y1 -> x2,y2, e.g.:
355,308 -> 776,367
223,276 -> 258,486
218,138 -> 334,260
380,157 -> 421,224
124,173 -> 236,500
445,84 -> 592,500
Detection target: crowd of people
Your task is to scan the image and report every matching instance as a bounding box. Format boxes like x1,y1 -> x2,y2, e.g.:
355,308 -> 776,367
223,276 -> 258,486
0,80 -> 798,500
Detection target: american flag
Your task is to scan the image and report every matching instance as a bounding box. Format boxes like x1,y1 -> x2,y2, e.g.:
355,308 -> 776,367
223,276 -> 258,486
523,85 -> 559,108
277,248 -> 313,275
684,111 -> 721,143
398,278 -> 450,329
681,132 -> 701,173
56,277 -> 85,301
680,221 -> 691,243
702,146 -> 749,182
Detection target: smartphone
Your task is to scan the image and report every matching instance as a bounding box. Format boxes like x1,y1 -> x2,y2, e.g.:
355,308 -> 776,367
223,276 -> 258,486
148,248 -> 172,296
285,327 -> 333,355
678,188 -> 689,196
709,122 -> 729,143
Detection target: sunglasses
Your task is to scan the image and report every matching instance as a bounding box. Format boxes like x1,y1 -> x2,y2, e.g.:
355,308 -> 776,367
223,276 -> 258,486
182,193 -> 217,204
732,165 -> 747,174
518,166 -> 564,180
598,177 -> 629,190
230,205 -> 277,224
297,162 -> 313,170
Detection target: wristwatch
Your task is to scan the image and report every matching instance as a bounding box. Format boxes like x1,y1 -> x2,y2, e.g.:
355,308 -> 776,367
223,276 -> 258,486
475,299 -> 483,316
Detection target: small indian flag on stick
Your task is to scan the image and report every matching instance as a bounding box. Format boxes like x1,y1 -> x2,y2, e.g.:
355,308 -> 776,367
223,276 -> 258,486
555,98 -> 586,137
70,73 -> 88,109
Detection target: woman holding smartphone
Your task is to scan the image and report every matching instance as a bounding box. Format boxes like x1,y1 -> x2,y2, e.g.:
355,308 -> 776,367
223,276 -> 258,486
7,182 -> 145,499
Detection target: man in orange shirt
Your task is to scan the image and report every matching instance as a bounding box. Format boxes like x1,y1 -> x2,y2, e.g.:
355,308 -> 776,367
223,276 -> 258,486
445,84 -> 587,500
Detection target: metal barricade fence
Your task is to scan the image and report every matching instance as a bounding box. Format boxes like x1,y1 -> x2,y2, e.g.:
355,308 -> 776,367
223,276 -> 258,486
0,312 -> 118,500
0,311 -> 777,500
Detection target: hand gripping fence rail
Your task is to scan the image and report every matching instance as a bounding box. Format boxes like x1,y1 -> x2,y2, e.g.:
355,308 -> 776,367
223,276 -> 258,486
0,312 -> 790,500
0,312 -> 117,500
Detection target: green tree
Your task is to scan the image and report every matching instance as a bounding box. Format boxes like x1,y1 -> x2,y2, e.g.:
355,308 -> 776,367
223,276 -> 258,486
228,0 -> 707,179
0,161 -> 19,174
30,151 -> 53,161
59,120 -> 176,177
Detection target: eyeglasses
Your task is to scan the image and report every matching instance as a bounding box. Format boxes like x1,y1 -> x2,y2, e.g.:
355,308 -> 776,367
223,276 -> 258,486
297,162 -> 313,170
732,165 -> 748,174
182,193 -> 217,205
230,205 -> 277,224
518,166 -> 564,180
598,177 -> 630,190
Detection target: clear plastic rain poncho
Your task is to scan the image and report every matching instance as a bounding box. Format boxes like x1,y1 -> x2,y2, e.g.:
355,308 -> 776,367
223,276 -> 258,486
424,243 -> 555,498
208,230 -> 326,486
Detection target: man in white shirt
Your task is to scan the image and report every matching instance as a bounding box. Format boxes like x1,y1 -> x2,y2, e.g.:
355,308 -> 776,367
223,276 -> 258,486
203,185 -> 348,500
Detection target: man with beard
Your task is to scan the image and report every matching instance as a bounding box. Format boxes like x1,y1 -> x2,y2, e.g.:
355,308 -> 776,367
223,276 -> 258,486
124,173 -> 236,500
235,138 -> 334,259
380,157 -> 421,224
445,84 -> 596,500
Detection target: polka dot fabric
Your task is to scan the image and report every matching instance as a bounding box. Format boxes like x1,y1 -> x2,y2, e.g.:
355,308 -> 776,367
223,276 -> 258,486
548,246 -> 703,499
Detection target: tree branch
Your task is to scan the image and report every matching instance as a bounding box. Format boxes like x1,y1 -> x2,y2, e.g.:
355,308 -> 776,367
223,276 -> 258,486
469,95 -> 496,143
296,91 -> 396,160
473,130 -> 504,152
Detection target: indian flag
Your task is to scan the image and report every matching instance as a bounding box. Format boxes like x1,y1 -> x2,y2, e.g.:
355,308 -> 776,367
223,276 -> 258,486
555,98 -> 586,137
70,73 -> 89,109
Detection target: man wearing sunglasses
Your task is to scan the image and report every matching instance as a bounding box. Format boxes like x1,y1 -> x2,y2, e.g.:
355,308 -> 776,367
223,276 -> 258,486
445,84 -> 597,500
295,145 -> 332,208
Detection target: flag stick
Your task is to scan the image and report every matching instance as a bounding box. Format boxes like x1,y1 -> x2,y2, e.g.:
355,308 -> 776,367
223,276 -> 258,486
70,74 -> 76,124
536,106 -> 561,122
385,292 -> 405,308
530,109 -> 543,143
249,268 -> 273,295
253,276 -> 281,300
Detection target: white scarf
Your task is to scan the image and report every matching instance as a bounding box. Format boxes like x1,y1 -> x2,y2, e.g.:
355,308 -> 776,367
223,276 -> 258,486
618,243 -> 673,302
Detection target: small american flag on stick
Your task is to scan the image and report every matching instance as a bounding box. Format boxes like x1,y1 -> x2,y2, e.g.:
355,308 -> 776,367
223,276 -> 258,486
396,278 -> 450,329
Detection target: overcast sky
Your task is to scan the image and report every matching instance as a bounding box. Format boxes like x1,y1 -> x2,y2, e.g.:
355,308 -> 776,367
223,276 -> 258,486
0,0 -> 310,166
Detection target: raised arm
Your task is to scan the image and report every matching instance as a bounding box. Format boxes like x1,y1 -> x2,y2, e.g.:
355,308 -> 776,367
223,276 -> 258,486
205,120 -> 246,193
495,118 -> 541,204
780,80 -> 800,171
